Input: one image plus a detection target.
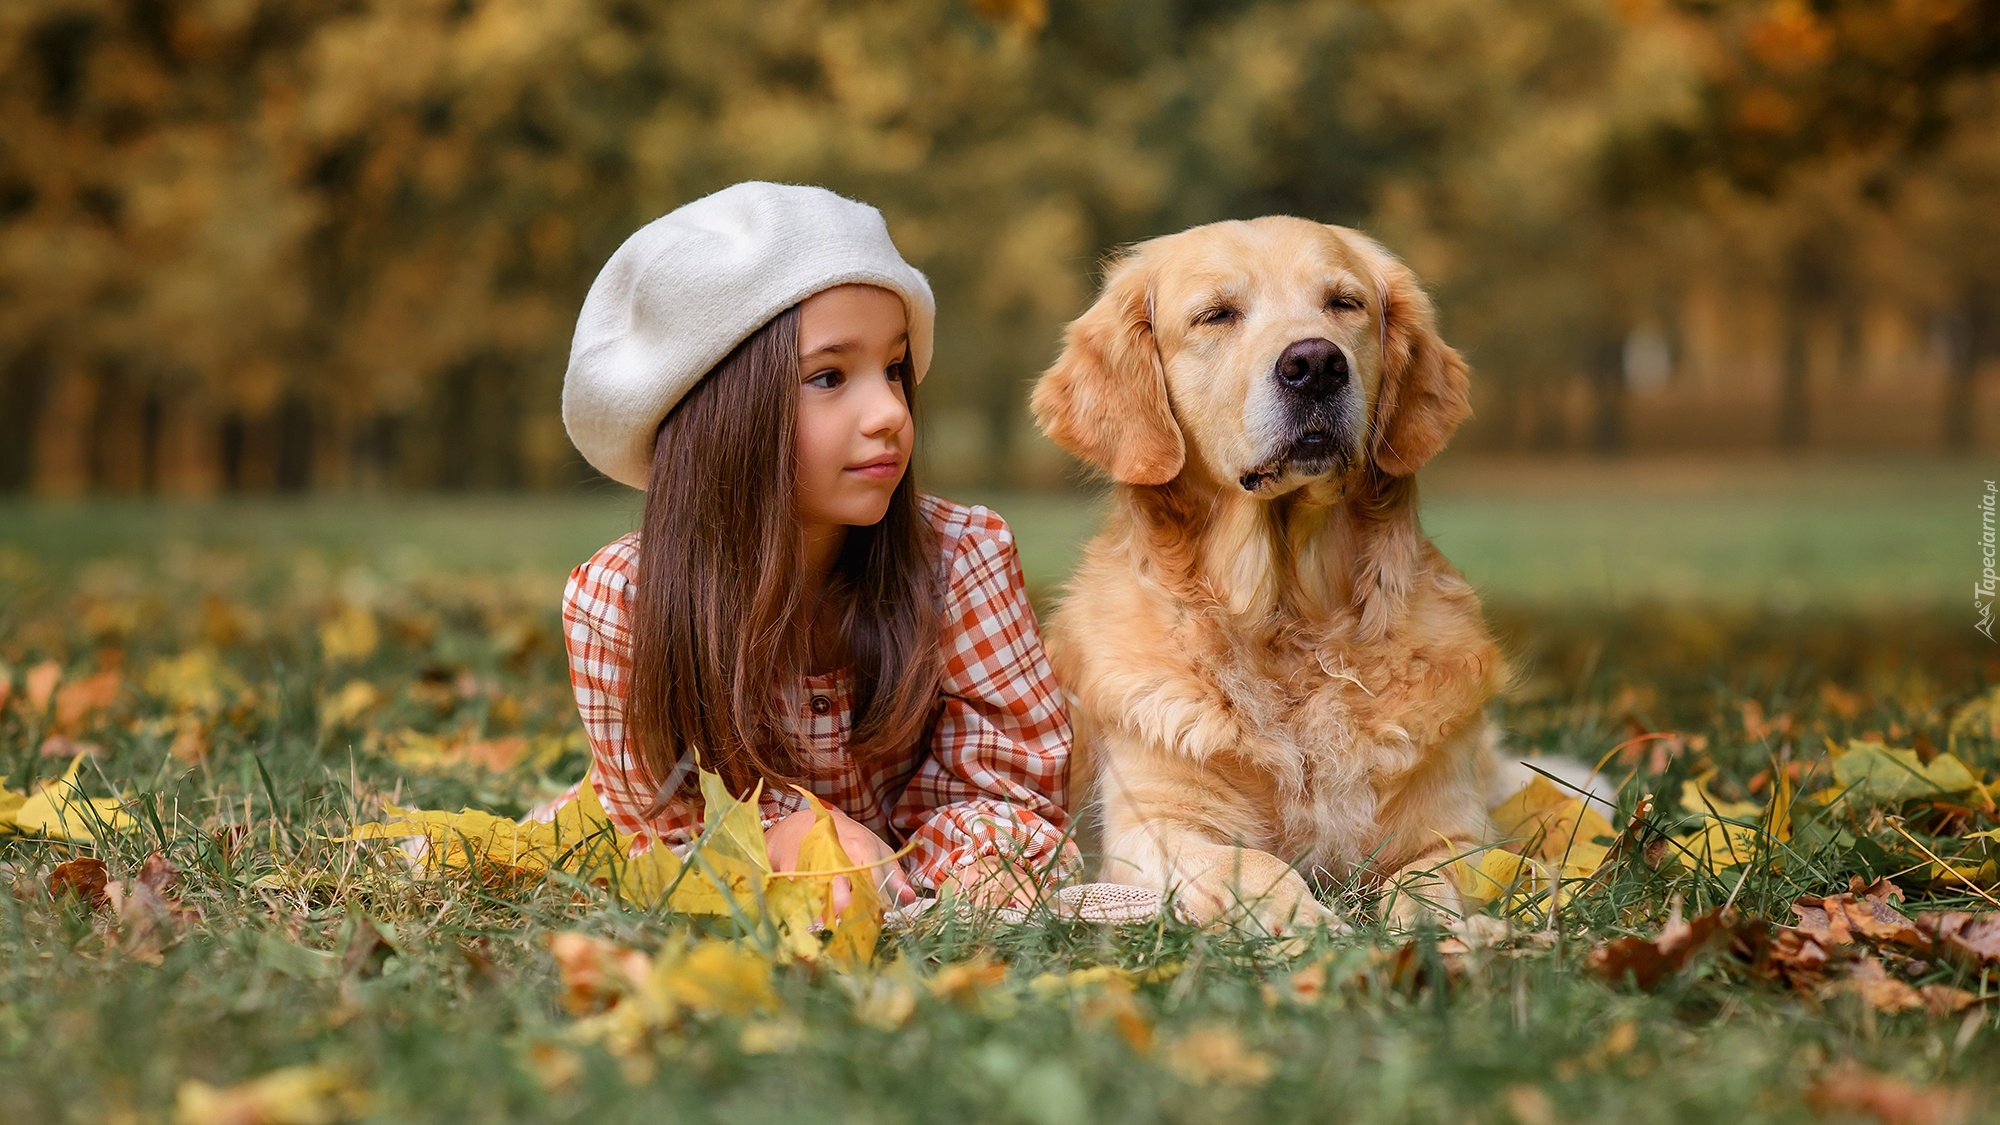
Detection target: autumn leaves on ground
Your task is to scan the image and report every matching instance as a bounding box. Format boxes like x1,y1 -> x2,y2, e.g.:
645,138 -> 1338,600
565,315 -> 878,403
1,504 -> 1998,1125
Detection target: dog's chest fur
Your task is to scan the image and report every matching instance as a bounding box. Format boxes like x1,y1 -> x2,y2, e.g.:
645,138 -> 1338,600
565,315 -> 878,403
1187,604 -> 1495,872
1058,499 -> 1503,878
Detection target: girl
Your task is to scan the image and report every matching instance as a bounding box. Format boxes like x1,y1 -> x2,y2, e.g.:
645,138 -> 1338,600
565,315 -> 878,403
557,182 -> 1075,908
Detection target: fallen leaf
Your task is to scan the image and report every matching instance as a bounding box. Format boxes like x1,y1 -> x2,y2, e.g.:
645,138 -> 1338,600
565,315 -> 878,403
54,670 -> 122,729
386,729 -> 531,773
1490,775 -> 1618,876
1842,958 -> 1977,1017
1915,912 -> 2000,969
548,932 -> 651,1015
173,1063 -> 367,1125
38,735 -> 100,760
1805,1065 -> 1969,1125
737,1017 -> 804,1054
847,959 -> 923,1030
1833,741 -> 1980,806
144,650 -> 244,715
25,660 -> 61,714
47,857 -> 111,908
319,604 -> 379,664
1948,685 -> 2000,760
318,681 -> 380,730
1672,769 -> 1789,871
1586,908 -> 1744,989
766,788 -> 888,968
927,956 -> 1010,1003
3,756 -> 137,842
170,719 -> 211,765
654,939 -> 777,1016
1163,1025 -> 1274,1086
1792,878 -> 1927,951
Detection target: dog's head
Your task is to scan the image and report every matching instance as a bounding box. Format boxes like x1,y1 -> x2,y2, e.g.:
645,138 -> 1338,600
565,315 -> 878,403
1032,217 -> 1469,493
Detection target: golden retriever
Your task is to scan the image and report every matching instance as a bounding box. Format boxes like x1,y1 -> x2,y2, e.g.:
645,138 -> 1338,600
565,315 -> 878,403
1032,216 -> 1505,932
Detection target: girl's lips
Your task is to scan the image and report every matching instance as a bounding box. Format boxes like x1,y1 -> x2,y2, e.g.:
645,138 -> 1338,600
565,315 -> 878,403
845,454 -> 904,480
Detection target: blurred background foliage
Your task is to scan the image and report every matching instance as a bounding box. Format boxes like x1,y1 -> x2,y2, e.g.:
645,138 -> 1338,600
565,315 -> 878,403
1,0 -> 1997,494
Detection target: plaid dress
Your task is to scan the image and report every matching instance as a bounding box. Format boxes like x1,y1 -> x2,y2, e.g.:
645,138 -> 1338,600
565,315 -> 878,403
558,494 -> 1077,890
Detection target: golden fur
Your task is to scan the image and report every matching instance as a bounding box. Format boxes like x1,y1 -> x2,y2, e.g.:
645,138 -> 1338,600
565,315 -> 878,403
1032,217 -> 1503,931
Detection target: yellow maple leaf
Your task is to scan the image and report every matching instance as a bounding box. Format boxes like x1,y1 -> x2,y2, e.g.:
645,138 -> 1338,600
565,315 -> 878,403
143,649 -> 244,715
319,604 -> 379,664
1489,775 -> 1616,877
653,939 -> 778,1016
173,1063 -> 367,1125
1,756 -> 136,842
1671,768 -> 1791,872
763,787 -> 887,969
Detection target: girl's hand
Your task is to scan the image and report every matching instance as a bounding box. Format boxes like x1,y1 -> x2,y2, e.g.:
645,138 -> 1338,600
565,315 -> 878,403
940,856 -> 1041,909
765,806 -> 917,913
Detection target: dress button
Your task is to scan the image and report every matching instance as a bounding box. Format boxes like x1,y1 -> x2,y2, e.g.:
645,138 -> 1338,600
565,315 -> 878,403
809,695 -> 832,716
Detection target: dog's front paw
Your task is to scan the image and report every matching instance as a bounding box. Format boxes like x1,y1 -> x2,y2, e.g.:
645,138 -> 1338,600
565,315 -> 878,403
1235,871 -> 1350,939
1381,863 -> 1464,932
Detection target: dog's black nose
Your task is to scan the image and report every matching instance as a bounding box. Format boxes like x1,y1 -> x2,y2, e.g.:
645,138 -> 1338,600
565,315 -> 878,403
1274,338 -> 1348,398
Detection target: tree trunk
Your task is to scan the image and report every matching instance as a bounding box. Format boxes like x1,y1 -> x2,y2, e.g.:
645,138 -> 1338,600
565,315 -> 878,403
156,390 -> 222,497
1777,305 -> 1810,450
1944,281 -> 1993,452
31,362 -> 99,498
1589,334 -> 1626,456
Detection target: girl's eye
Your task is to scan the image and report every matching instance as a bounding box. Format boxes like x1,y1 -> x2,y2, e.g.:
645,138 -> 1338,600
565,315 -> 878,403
806,368 -> 844,389
886,357 -> 910,382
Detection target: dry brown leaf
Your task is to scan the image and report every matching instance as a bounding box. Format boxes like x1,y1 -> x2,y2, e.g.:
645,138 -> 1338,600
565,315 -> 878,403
54,670 -> 123,729
1792,878 -> 1928,952
1805,1065 -> 1969,1125
1915,912 -> 2000,970
47,857 -> 111,908
38,735 -> 100,760
927,956 -> 1009,1004
24,661 -> 62,715
1841,958 -> 1977,1017
548,932 -> 651,1016
1586,908 -> 1743,989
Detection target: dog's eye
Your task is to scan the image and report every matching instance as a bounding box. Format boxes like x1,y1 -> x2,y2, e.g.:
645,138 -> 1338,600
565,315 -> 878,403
1326,294 -> 1364,313
1193,305 -> 1240,327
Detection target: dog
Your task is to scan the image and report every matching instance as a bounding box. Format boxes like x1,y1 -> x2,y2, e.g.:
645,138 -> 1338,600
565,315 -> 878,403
1032,216 -> 1520,933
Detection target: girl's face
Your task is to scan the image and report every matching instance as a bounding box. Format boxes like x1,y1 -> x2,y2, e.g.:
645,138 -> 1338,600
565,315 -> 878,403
794,284 -> 914,532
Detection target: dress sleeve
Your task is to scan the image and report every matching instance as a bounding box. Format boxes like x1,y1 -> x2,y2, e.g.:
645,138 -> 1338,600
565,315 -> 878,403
889,513 -> 1079,890
562,543 -> 700,850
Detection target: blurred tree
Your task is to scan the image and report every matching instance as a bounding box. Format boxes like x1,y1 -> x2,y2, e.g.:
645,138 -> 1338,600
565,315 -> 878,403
1,0 -> 1996,494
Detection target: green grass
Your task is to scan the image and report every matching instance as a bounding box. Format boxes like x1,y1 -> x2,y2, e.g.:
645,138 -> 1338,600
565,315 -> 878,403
1,454 -> 1972,608
2,459 -> 1999,1124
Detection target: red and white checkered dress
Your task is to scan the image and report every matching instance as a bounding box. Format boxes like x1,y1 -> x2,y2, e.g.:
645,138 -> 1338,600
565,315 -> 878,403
557,494 -> 1077,890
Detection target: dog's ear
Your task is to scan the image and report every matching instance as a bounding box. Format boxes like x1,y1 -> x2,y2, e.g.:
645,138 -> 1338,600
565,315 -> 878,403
1368,256 -> 1470,478
1031,252 -> 1184,485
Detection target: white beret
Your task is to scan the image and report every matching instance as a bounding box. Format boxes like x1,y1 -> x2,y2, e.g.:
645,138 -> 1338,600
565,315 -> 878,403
562,181 -> 936,490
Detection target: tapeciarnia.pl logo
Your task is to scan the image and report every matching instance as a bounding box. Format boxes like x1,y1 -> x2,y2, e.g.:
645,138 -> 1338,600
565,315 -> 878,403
1981,479 -> 1998,641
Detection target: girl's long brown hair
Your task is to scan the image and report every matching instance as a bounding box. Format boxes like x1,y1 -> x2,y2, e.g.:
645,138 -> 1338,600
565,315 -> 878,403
627,303 -> 944,805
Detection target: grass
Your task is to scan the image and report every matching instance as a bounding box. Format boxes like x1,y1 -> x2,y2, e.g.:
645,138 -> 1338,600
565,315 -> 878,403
2,457 -> 1998,1124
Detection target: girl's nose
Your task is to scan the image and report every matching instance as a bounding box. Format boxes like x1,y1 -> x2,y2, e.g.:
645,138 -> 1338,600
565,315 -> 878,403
858,371 -> 911,438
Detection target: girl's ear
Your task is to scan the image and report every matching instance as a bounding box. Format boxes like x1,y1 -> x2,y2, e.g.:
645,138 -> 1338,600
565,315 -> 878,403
1367,255 -> 1471,478
1031,253 -> 1184,485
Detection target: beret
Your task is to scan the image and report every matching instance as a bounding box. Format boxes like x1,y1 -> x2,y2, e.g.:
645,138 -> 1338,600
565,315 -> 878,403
562,181 -> 936,490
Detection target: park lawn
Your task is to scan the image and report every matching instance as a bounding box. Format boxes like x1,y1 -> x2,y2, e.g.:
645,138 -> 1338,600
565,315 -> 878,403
2,459 -> 1998,1124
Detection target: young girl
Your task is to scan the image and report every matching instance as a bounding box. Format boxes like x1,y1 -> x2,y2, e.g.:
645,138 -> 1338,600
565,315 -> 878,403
557,182 -> 1075,908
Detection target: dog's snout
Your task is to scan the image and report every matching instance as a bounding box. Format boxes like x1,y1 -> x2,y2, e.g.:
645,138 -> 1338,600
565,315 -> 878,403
1274,338 -> 1348,398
